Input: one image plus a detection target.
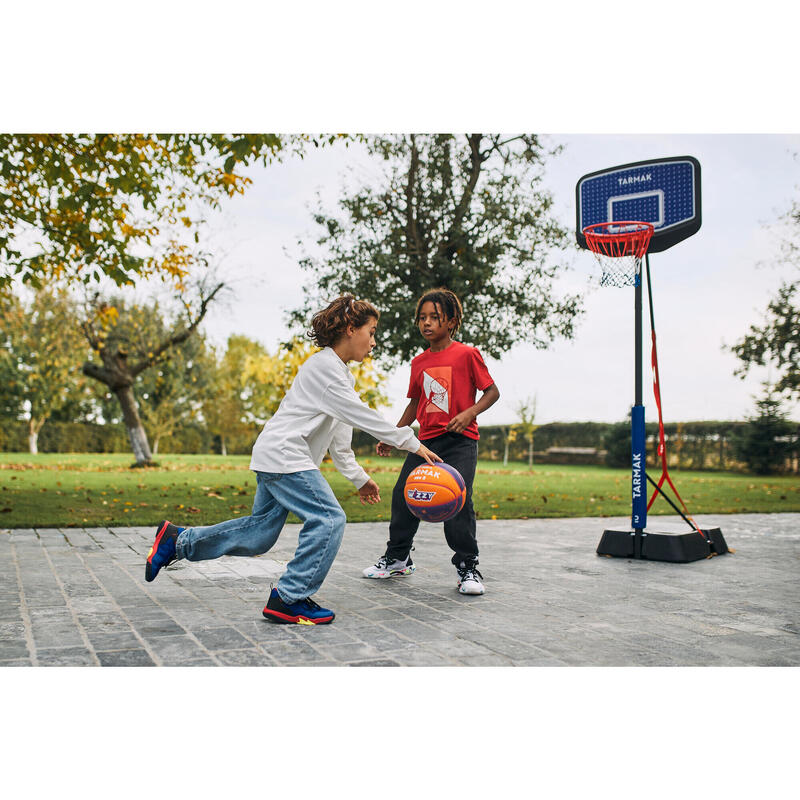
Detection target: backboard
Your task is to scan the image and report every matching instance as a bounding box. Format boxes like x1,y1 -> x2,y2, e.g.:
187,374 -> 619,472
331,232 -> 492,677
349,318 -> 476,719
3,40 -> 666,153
575,156 -> 701,254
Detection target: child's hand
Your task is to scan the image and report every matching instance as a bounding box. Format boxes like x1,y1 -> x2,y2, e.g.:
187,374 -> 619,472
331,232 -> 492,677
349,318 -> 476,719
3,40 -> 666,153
376,441 -> 393,457
446,411 -> 475,434
358,478 -> 381,505
416,443 -> 443,465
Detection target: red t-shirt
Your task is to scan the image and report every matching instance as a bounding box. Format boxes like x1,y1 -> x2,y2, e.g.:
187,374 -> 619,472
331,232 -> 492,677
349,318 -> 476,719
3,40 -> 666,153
407,341 -> 495,441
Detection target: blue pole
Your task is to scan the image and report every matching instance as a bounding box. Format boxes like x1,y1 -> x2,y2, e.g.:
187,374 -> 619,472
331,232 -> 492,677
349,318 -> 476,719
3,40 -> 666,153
632,262 -> 647,538
631,404 -> 647,529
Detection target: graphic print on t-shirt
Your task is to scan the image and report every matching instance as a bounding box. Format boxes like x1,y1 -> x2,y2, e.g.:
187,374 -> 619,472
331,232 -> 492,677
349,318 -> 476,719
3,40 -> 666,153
422,366 -> 451,415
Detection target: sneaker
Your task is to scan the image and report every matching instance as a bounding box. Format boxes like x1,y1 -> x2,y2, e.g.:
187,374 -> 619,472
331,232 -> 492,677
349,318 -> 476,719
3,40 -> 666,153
456,562 -> 485,595
145,520 -> 184,582
362,554 -> 415,579
261,587 -> 335,625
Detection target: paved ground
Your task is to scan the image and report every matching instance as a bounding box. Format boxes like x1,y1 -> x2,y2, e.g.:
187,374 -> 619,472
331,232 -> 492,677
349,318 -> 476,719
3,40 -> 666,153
1,513 -> 798,666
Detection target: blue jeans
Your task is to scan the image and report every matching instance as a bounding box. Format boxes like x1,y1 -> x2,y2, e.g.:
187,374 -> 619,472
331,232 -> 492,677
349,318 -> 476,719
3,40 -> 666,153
175,470 -> 347,605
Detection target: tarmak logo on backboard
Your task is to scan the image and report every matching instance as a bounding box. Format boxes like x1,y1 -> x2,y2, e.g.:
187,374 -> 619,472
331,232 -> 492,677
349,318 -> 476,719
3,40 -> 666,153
618,173 -> 652,186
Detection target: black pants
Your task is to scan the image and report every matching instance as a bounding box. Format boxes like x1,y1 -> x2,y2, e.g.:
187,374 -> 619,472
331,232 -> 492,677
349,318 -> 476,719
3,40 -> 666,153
386,432 -> 479,567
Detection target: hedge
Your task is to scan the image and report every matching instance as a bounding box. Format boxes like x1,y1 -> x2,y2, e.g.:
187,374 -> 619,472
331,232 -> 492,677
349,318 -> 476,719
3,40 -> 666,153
3,419 -> 797,473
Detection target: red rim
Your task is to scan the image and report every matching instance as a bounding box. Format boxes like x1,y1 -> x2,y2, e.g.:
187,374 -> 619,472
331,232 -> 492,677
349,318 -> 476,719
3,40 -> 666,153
582,221 -> 654,259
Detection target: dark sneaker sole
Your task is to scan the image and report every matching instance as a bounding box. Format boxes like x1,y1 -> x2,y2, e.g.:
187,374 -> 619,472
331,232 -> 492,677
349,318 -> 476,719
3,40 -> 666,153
145,520 -> 174,582
262,608 -> 334,625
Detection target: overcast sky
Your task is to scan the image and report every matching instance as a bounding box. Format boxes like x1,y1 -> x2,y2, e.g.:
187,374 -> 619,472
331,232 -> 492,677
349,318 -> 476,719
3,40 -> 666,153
197,134 -> 800,427
8,8 -> 797,429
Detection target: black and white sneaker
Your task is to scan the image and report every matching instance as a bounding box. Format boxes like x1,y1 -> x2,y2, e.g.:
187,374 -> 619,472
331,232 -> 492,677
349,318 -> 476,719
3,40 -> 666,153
456,562 -> 485,595
362,554 -> 415,579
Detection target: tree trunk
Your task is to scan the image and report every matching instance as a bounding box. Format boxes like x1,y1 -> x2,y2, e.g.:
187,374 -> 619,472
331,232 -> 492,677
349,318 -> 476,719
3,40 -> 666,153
152,437 -> 160,455
503,439 -> 509,467
28,417 -> 46,454
115,385 -> 153,465
528,438 -> 534,467
220,436 -> 227,457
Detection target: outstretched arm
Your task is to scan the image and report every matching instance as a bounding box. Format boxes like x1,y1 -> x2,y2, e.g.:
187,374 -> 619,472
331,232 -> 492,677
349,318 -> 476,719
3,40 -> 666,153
377,398 -> 418,456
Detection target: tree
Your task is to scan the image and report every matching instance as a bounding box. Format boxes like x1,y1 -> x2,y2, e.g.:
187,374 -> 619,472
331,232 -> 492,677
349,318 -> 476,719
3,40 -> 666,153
201,335 -> 273,455
241,335 -> 388,418
80,283 -> 222,465
0,286 -> 87,452
515,395 -> 539,467
0,134 -> 339,292
730,179 -> 799,402
136,328 -> 215,454
0,306 -> 24,422
732,388 -> 796,474
730,281 -> 799,402
201,334 -> 389,455
499,425 -> 518,466
290,134 -> 581,369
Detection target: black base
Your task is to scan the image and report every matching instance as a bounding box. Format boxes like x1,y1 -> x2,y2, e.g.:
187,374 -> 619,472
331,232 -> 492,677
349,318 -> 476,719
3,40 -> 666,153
597,527 -> 729,563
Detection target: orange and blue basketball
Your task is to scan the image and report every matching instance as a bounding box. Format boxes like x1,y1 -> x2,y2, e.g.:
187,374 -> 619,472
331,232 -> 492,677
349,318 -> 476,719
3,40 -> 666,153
404,463 -> 466,523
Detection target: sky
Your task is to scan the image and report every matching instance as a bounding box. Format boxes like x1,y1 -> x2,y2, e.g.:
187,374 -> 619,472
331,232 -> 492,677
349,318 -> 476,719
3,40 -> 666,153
197,133 -> 800,426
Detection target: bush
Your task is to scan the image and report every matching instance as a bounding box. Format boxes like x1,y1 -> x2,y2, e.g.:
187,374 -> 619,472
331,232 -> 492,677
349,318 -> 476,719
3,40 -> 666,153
732,393 -> 797,475
603,421 -> 631,468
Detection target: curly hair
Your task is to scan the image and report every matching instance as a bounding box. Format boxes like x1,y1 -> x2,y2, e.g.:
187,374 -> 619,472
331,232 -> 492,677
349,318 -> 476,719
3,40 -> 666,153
414,287 -> 463,333
308,294 -> 380,348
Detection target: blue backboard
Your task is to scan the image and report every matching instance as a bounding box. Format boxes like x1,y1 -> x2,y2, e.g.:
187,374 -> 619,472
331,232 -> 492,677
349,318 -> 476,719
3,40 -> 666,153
576,156 -> 701,254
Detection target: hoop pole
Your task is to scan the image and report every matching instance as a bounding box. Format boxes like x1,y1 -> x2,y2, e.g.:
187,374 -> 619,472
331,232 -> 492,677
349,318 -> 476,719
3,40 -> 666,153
643,254 -> 705,537
631,264 -> 647,546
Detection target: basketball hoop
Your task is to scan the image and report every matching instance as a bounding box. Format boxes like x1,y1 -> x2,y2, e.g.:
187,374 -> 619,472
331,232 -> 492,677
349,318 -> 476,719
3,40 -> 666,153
582,221 -> 654,287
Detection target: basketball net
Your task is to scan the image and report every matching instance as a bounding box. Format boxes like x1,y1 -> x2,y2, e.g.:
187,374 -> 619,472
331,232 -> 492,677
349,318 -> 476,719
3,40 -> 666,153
583,221 -> 654,288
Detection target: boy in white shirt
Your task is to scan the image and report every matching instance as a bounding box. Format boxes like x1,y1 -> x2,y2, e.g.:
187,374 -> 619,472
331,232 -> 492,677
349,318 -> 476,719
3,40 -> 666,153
144,295 -> 441,624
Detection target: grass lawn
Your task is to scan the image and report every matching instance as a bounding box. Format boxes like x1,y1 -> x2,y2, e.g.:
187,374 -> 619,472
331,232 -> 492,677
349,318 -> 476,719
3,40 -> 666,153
1,452 -> 798,529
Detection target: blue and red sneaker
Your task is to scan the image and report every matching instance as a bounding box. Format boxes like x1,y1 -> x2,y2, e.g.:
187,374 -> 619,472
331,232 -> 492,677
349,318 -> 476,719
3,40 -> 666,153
261,587 -> 335,625
145,520 -> 184,582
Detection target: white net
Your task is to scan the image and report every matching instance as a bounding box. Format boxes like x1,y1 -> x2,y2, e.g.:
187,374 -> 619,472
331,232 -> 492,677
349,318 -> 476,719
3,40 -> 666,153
593,253 -> 643,288
583,221 -> 653,289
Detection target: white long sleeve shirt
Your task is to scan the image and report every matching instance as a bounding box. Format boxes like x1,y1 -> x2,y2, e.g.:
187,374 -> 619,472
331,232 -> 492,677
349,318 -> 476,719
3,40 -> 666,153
249,347 -> 421,488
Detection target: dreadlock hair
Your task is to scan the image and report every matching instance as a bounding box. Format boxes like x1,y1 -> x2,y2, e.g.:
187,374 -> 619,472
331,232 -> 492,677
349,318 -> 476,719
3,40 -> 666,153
414,287 -> 463,334
308,294 -> 380,348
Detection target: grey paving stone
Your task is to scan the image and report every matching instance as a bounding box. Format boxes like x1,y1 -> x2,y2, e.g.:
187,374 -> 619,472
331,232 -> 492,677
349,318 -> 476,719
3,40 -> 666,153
96,649 -> 155,666
0,641 -> 31,660
388,618 -> 461,642
36,646 -> 97,666
85,629 -> 143,651
2,515 -> 799,666
258,639 -> 325,665
241,620 -> 304,643
131,618 -> 187,638
215,649 -> 277,666
366,630 -> 420,653
36,646 -> 97,667
457,653 -> 516,665
192,626 -> 252,651
0,622 -> 26,641
316,642 -> 384,663
145,634 -> 211,665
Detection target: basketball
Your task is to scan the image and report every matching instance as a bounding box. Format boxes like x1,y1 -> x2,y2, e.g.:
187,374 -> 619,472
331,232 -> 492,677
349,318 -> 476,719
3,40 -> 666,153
404,463 -> 466,523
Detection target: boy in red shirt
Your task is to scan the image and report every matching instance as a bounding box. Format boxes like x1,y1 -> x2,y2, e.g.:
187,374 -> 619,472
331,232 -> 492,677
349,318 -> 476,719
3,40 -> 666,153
363,288 -> 500,594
